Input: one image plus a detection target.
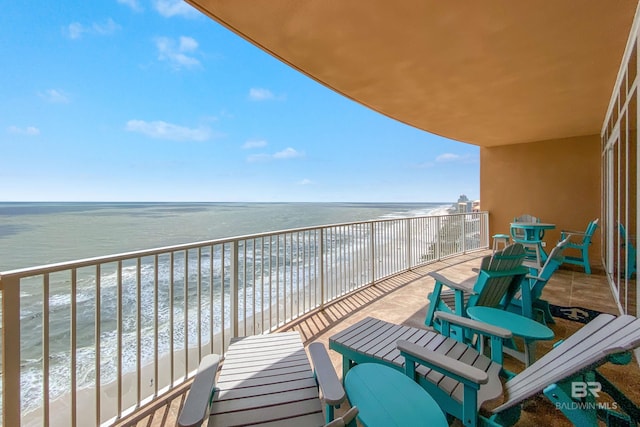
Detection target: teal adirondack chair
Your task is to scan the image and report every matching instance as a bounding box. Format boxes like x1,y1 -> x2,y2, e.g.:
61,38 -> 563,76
560,218 -> 599,274
507,238 -> 569,324
619,223 -> 637,279
330,313 -> 640,427
424,243 -> 528,342
398,312 -> 640,427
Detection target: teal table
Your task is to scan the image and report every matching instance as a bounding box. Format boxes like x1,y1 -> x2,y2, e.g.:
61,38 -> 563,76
510,222 -> 555,262
467,306 -> 554,367
344,363 -> 447,427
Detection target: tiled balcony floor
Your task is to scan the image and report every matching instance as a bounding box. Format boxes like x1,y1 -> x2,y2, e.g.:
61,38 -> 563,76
116,250 -> 639,427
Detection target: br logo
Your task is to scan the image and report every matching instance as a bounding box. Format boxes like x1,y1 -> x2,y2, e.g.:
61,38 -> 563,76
571,381 -> 602,398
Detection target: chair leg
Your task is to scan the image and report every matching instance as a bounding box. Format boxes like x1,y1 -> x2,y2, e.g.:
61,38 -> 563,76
583,249 -> 591,275
424,283 -> 443,328
534,299 -> 555,325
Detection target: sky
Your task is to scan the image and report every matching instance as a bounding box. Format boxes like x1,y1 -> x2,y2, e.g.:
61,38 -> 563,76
0,0 -> 479,203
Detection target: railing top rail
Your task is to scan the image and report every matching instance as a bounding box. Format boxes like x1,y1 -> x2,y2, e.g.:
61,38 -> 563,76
0,211 -> 487,280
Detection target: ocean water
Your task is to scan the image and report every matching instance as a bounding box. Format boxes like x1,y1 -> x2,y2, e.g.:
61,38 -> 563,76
0,202 -> 453,419
0,202 -> 452,271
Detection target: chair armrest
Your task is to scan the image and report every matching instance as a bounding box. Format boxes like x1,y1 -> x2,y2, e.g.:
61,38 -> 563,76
435,311 -> 512,339
177,354 -> 221,427
397,340 -> 488,385
561,229 -> 586,236
428,272 -> 476,293
309,342 -> 347,406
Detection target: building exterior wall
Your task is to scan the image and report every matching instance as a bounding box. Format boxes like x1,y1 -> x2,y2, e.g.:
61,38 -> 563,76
480,134 -> 602,269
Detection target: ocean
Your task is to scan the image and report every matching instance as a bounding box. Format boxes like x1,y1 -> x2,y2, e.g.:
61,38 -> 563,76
0,202 -> 452,272
0,201 -> 454,421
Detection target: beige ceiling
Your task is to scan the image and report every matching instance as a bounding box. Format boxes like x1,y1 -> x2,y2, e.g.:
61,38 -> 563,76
186,0 -> 638,147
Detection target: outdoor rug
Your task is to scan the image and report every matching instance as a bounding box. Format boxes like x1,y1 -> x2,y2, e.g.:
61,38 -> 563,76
549,304 -> 605,324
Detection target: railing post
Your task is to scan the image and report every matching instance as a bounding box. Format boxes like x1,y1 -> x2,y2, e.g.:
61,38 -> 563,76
1,275 -> 21,427
462,214 -> 467,254
406,218 -> 412,270
436,216 -> 442,260
369,222 -> 375,284
319,228 -> 325,309
230,241 -> 238,338
485,212 -> 490,248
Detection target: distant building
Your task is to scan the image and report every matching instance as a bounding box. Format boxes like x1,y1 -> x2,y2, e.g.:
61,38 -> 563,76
456,194 -> 474,213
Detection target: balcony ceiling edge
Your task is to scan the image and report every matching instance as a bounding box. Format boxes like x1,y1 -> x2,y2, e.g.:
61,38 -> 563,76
185,0 -> 637,147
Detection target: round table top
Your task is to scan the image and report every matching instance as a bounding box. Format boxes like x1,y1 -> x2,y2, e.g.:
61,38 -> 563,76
344,363 -> 448,427
510,222 -> 556,230
467,306 -> 554,340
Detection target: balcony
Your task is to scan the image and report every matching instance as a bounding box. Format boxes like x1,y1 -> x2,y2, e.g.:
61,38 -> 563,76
118,252 -> 638,427
2,211 -> 637,426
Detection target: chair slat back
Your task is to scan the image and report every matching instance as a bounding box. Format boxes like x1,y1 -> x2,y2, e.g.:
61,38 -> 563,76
496,314 -> 640,412
514,214 -> 540,223
582,218 -> 599,244
529,239 -> 569,299
473,244 -> 527,308
513,214 -> 543,240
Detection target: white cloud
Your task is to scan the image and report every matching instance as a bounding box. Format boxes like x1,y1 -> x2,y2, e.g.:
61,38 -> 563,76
154,0 -> 199,18
7,126 -> 40,136
436,153 -> 461,163
65,18 -> 120,39
246,147 -> 304,162
248,88 -> 275,101
156,36 -> 201,69
298,179 -> 313,185
93,18 -> 121,35
242,140 -> 268,149
125,120 -> 211,141
67,22 -> 85,39
273,147 -> 303,159
39,89 -> 70,104
434,152 -> 478,164
117,0 -> 143,12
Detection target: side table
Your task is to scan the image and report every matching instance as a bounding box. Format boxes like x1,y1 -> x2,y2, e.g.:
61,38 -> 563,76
467,306 -> 554,367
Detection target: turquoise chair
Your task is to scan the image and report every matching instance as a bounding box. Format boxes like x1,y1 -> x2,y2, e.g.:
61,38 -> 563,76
398,312 -> 640,427
330,313 -> 640,427
560,218 -> 599,274
507,238 -> 569,324
619,223 -> 637,279
424,243 -> 528,342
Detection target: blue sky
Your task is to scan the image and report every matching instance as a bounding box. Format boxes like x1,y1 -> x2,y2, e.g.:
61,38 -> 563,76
0,0 -> 479,203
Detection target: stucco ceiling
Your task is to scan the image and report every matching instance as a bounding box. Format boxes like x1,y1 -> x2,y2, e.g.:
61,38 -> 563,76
185,0 -> 638,147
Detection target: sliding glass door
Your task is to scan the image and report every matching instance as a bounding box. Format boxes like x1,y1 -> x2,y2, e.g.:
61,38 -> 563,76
602,40 -> 638,316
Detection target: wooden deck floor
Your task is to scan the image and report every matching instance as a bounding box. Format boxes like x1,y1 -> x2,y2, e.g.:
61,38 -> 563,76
114,250 -> 639,427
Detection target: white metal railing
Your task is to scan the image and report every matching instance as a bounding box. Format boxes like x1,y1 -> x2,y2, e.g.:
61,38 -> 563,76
0,211 -> 488,426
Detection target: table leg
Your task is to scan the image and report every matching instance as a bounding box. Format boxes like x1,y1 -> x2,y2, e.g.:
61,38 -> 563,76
524,339 -> 536,367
